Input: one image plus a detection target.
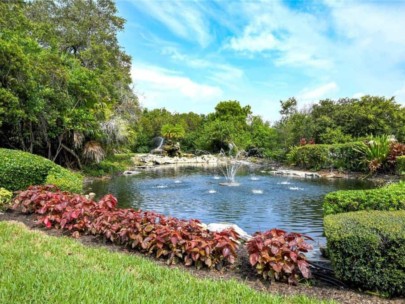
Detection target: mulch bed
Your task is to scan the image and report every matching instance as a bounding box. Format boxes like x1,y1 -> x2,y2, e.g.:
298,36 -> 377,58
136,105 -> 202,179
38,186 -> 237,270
0,210 -> 403,304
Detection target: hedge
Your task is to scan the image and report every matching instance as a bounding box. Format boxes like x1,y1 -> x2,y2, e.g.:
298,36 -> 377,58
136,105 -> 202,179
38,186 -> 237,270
397,155 -> 405,175
323,182 -> 405,215
0,187 -> 13,210
0,148 -> 83,193
324,210 -> 405,297
286,142 -> 365,171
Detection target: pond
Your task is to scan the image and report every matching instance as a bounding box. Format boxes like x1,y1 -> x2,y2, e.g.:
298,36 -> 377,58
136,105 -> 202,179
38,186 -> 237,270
85,166 -> 376,259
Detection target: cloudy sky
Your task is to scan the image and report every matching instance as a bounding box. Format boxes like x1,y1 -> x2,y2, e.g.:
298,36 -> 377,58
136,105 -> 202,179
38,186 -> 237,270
116,0 -> 405,122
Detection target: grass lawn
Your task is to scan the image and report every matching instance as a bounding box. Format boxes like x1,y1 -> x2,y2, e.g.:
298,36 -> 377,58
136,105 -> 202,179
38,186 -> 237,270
0,221 -> 333,304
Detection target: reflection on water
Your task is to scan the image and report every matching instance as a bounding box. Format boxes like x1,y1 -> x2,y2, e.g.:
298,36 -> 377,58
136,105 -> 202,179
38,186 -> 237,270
85,166 -> 376,257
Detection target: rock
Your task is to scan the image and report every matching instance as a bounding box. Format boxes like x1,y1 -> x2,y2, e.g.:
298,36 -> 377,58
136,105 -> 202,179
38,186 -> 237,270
269,169 -> 321,178
85,192 -> 96,200
123,170 -> 141,176
207,223 -> 252,241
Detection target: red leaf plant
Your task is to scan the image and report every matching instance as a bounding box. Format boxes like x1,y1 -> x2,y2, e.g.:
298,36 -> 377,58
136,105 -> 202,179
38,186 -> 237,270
12,185 -> 241,270
246,228 -> 313,285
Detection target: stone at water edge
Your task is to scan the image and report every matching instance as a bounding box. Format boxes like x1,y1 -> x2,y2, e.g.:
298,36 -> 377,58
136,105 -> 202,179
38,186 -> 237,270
207,223 -> 252,241
123,170 -> 141,176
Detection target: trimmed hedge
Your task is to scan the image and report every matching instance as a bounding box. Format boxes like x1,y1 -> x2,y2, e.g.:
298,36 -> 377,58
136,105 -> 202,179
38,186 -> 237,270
397,155 -> 405,175
0,187 -> 13,210
323,182 -> 405,215
0,148 -> 83,193
324,211 -> 405,297
286,142 -> 365,171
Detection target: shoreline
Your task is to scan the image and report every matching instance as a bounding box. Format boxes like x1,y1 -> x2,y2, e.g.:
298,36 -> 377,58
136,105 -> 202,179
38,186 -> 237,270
84,153 -> 401,185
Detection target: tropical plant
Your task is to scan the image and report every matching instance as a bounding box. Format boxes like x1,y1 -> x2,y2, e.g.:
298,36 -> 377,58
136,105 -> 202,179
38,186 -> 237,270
161,124 -> 185,140
246,229 -> 313,285
354,135 -> 391,173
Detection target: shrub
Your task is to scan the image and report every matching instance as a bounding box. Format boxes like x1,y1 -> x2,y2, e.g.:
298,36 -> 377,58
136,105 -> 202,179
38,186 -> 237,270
0,148 -> 55,191
0,148 -> 83,192
0,187 -> 13,210
246,229 -> 313,285
323,182 -> 405,215
12,185 -> 240,270
396,155 -> 405,175
45,167 -> 83,193
324,210 -> 405,297
286,142 -> 365,171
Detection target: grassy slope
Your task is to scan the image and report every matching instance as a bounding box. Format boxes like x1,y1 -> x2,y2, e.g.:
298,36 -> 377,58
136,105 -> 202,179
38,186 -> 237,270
0,221 -> 332,304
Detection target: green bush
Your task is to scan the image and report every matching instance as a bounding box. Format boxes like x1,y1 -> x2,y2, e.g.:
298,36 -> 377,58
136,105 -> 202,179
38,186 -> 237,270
0,187 -> 13,210
397,155 -> 405,175
0,148 -> 83,193
45,167 -> 83,193
323,182 -> 405,215
286,142 -> 365,171
324,210 -> 405,297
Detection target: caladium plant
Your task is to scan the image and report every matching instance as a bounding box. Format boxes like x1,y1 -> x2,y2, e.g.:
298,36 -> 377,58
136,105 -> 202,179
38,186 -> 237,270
246,228 -> 313,285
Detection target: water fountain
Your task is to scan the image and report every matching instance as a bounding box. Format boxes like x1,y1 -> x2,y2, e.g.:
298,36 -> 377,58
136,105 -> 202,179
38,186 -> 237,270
219,144 -> 245,186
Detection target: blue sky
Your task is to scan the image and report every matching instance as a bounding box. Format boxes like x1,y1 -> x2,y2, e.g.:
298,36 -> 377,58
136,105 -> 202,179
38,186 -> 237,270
116,0 -> 405,123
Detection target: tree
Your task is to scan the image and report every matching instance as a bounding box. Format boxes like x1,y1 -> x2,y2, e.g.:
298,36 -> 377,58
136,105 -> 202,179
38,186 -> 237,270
0,0 -> 140,167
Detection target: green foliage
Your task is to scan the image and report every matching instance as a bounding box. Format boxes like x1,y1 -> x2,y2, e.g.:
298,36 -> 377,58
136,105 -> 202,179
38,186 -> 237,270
286,142 -> 365,171
0,187 -> 13,210
45,167 -> 83,194
195,100 -> 253,152
319,127 -> 353,144
323,182 -> 405,215
324,210 -> 405,297
274,96 -> 405,156
161,124 -> 185,140
354,135 -> 391,173
0,148 -> 55,191
0,148 -> 83,192
133,102 -> 277,156
83,153 -> 134,177
397,156 -> 405,175
0,1 -> 139,167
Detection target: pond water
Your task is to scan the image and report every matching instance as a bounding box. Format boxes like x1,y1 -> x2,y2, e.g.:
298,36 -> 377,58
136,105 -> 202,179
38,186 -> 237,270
85,166 -> 376,259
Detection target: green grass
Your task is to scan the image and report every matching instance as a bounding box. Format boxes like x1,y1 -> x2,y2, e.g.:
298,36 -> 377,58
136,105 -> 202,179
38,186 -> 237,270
0,221 -> 333,304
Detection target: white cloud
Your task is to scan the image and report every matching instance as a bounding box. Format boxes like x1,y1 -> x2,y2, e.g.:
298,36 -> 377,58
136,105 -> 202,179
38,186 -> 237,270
161,47 -> 244,88
127,0 -> 211,47
226,1 -> 333,69
130,63 -> 223,112
229,32 -> 279,52
298,82 -> 339,102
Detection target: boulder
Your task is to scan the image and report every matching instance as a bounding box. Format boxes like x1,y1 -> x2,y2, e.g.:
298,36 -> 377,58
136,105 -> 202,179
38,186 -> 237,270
207,223 -> 251,241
